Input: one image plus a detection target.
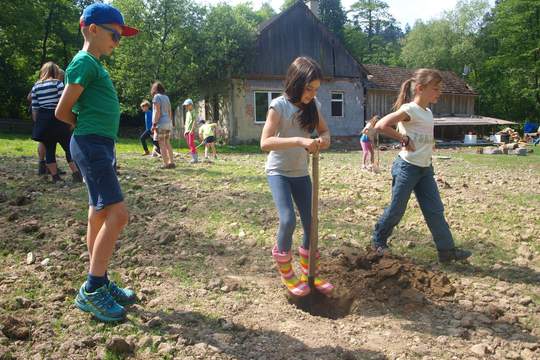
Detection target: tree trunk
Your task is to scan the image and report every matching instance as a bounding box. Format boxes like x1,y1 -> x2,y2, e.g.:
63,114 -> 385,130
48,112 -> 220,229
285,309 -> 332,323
212,95 -> 220,123
40,6 -> 55,66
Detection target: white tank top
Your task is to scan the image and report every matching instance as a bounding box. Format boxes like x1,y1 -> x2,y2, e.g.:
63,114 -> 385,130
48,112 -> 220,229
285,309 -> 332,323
397,102 -> 435,167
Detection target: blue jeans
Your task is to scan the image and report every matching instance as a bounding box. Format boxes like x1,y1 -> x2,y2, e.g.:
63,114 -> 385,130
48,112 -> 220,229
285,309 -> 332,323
268,175 -> 312,252
372,156 -> 455,251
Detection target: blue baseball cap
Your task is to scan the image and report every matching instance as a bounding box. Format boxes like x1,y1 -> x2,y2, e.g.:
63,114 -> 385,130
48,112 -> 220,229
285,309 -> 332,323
80,3 -> 138,37
183,98 -> 193,106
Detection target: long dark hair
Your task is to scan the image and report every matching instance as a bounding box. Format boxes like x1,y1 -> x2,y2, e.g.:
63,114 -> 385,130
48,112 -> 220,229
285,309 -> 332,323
393,68 -> 443,111
284,57 -> 322,133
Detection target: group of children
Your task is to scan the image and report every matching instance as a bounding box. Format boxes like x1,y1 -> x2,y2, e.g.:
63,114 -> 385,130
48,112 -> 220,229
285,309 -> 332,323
261,58 -> 472,297
50,3 -> 471,322
139,95 -> 219,165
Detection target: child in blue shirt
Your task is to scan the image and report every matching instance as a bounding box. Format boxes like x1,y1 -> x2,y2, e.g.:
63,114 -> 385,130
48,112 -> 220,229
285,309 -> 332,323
139,100 -> 160,156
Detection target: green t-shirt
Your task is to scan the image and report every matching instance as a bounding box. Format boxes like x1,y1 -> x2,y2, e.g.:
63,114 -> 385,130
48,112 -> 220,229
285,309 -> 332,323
184,111 -> 194,133
66,51 -> 120,140
199,123 -> 216,139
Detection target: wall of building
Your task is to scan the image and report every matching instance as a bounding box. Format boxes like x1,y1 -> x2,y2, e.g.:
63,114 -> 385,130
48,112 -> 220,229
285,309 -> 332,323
367,90 -> 476,119
225,78 -> 365,143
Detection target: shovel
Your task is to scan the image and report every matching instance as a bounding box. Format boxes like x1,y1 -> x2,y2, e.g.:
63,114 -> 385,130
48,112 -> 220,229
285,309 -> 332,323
307,151 -> 320,292
288,151 -> 345,317
372,133 -> 380,173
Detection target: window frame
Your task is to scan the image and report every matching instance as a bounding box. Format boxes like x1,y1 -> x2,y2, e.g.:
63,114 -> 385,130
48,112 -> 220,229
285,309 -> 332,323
253,90 -> 282,124
330,91 -> 345,118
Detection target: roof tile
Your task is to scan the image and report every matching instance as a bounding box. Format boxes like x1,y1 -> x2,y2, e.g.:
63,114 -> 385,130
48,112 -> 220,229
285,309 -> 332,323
363,64 -> 477,95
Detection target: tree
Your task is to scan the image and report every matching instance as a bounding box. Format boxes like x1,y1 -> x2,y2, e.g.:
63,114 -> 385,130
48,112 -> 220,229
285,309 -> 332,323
349,0 -> 391,54
319,0 -> 347,40
0,0 -> 80,118
281,0 -> 299,11
473,0 -> 540,121
255,2 -> 276,22
346,0 -> 403,64
195,3 -> 258,118
400,0 -> 490,74
110,0 -> 204,114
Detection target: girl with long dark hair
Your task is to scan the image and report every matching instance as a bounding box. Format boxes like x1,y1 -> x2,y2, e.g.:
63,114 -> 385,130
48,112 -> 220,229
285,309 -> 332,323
260,57 -> 333,297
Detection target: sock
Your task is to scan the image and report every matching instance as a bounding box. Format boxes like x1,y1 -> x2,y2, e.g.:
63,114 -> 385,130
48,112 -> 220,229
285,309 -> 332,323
85,273 -> 108,293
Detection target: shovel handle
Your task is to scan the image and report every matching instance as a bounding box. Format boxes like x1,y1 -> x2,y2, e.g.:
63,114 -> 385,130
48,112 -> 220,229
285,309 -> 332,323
308,152 -> 319,279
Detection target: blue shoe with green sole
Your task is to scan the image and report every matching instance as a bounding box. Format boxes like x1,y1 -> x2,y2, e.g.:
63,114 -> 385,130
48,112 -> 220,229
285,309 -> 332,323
107,281 -> 137,306
74,283 -> 126,322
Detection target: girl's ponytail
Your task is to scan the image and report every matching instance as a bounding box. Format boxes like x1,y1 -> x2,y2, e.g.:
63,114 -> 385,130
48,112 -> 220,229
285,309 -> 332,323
392,78 -> 414,111
392,69 -> 443,111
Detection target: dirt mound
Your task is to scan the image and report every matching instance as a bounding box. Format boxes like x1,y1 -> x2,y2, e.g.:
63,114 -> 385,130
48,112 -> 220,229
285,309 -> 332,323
289,245 -> 455,319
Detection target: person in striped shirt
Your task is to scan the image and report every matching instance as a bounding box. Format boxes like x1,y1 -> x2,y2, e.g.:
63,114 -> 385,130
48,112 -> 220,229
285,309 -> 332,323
31,61 -> 82,182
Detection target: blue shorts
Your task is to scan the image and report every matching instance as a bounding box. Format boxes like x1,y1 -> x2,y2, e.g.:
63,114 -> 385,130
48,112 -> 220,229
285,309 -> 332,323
70,134 -> 123,211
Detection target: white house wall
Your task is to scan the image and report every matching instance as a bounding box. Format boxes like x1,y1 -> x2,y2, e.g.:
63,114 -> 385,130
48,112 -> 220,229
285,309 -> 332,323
228,78 -> 365,143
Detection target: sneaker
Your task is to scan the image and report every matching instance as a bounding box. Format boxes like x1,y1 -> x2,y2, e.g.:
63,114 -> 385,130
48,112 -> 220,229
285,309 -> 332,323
72,172 -> 83,183
107,281 -> 136,306
52,174 -> 63,183
372,244 -> 391,256
74,283 -> 126,322
438,248 -> 472,263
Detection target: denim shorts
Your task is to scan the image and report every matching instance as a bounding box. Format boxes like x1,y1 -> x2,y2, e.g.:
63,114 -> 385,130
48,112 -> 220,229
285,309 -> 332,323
70,134 -> 123,210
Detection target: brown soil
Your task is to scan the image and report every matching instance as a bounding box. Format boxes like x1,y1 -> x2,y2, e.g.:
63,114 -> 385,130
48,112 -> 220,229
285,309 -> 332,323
289,245 -> 455,319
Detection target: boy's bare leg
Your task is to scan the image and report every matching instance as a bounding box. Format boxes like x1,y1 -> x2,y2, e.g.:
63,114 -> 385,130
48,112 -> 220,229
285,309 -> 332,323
88,202 -> 128,276
87,206 -> 107,261
211,143 -> 217,158
205,145 -> 209,158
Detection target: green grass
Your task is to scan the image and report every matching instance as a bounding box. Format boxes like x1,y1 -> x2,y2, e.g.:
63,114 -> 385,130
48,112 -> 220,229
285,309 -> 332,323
0,132 -> 261,156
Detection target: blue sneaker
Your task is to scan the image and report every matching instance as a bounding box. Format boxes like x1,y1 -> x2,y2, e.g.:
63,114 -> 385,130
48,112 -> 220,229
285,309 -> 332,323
74,283 -> 126,322
107,281 -> 136,306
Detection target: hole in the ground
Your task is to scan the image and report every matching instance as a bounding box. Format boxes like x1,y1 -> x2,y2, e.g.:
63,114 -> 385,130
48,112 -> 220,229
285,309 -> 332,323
288,245 -> 456,319
287,289 -> 354,319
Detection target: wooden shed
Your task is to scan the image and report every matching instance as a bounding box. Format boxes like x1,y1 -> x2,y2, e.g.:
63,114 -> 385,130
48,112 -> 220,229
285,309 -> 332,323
363,64 -> 478,120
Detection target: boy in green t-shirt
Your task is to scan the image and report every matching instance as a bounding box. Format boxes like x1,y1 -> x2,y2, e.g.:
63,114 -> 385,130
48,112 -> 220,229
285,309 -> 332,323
55,3 -> 138,322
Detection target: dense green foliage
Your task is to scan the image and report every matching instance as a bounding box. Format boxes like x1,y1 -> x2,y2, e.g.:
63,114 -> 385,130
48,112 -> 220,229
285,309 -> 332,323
1,0 -> 538,123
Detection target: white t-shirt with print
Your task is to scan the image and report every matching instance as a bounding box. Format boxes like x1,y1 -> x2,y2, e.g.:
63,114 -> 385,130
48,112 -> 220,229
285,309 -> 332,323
397,102 -> 435,167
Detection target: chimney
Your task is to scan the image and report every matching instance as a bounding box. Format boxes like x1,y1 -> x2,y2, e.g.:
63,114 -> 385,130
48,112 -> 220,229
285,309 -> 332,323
309,0 -> 319,18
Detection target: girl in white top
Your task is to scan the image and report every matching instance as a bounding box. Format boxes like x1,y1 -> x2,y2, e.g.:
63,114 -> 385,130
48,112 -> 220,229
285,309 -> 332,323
372,68 -> 471,263
260,57 -> 334,297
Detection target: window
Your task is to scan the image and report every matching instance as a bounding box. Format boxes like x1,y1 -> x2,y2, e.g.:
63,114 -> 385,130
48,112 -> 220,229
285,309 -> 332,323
254,91 -> 281,123
331,92 -> 344,117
